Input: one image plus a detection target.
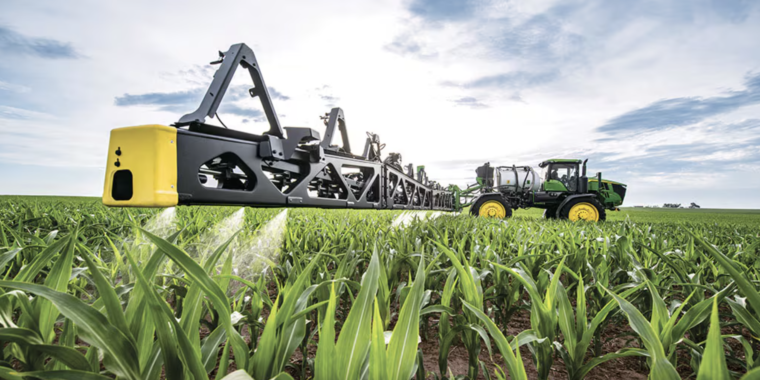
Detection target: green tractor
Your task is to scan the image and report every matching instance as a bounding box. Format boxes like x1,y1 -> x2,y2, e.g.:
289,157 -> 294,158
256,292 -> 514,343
450,159 -> 626,221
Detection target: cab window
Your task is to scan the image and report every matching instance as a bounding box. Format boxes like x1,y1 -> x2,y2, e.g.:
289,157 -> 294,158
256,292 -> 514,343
546,163 -> 578,191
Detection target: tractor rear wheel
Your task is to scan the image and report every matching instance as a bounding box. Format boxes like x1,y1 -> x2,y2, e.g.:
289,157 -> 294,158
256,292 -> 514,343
471,195 -> 513,219
559,198 -> 606,222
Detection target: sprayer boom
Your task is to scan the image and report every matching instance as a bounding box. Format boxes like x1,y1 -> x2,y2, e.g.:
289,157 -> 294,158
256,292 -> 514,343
102,43 -> 454,211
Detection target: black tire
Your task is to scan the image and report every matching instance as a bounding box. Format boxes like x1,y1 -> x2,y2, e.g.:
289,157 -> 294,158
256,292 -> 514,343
543,207 -> 558,219
559,197 -> 606,222
470,195 -> 513,219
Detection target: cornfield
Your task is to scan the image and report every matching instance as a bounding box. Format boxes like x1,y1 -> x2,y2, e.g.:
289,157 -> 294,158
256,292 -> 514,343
0,196 -> 759,380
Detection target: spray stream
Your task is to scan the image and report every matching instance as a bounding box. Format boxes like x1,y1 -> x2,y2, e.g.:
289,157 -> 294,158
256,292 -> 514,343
132,207 -> 177,260
391,210 -> 442,228
192,207 -> 246,262
231,209 -> 288,281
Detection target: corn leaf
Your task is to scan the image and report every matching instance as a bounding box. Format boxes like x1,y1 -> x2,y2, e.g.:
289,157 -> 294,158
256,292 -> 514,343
369,298 -> 388,380
0,281 -> 141,380
334,249 -> 380,380
387,257 -> 425,380
462,299 -> 527,380
140,229 -> 249,371
604,287 -> 679,380
696,298 -> 729,380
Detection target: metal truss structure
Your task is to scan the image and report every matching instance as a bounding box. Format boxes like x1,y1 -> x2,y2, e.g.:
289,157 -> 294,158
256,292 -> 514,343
166,43 -> 453,211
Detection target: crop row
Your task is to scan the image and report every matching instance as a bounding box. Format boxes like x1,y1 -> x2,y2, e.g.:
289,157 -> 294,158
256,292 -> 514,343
0,197 -> 758,379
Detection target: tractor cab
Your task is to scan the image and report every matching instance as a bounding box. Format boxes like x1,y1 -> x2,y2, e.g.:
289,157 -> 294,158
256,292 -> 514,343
538,159 -> 583,193
538,158 -> 627,210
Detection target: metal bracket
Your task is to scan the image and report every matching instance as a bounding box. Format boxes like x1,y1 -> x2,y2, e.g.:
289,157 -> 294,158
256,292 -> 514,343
259,135 -> 284,159
320,107 -> 351,153
177,43 -> 285,138
362,132 -> 384,161
283,127 -> 321,161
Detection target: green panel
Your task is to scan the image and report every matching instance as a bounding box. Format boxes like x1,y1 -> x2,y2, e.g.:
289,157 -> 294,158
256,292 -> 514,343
588,179 -> 626,186
545,158 -> 582,163
588,179 -> 624,207
543,180 -> 568,192
600,191 -> 622,207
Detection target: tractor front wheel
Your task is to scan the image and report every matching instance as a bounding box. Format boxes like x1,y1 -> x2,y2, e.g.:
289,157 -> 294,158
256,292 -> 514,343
471,196 -> 513,219
559,198 -> 606,222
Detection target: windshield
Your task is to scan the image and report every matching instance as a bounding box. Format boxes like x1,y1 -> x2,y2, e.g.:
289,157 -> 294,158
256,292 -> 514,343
546,163 -> 578,191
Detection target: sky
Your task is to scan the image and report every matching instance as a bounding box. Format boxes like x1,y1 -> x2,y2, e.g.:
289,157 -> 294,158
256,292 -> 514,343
1,0 -> 759,208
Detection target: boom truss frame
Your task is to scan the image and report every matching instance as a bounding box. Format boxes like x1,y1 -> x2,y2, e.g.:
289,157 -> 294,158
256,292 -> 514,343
169,43 -> 453,211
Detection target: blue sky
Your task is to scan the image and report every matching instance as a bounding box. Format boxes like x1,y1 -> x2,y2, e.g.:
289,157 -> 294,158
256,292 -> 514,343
1,0 -> 759,208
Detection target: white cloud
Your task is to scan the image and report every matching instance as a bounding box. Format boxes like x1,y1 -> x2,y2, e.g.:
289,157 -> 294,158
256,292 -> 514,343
0,81 -> 30,93
0,105 -> 49,119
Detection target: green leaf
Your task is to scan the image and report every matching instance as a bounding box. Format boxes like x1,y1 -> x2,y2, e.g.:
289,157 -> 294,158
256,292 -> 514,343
727,298 -> 760,338
214,343 -> 230,380
181,231 -> 240,352
369,298 -> 388,380
420,304 -> 455,316
696,298 -> 729,380
334,249 -> 381,380
574,348 -> 649,380
0,281 -> 141,380
387,257 -> 425,380
646,279 -> 669,335
123,245 -> 208,380
462,300 -> 527,380
251,252 -> 321,379
603,286 -> 679,380
556,283 -> 577,360
30,344 -> 93,372
11,370 -> 111,380
0,248 -> 22,272
436,243 -> 481,306
668,284 -> 734,351
690,232 -> 760,314
315,284 -> 338,380
14,235 -> 70,283
201,327 -> 228,374
140,229 -> 249,371
124,230 -> 182,369
0,327 -> 43,345
80,250 -> 131,343
0,366 -> 23,380
741,367 -> 760,380
509,329 -> 546,351
141,345 -> 164,380
39,232 -> 77,342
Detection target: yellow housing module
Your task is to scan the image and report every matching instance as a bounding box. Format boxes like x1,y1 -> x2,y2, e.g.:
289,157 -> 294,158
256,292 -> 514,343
102,125 -> 179,207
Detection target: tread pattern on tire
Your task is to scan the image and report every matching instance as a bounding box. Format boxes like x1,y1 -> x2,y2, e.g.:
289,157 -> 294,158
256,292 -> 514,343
470,195 -> 513,218
559,197 -> 606,221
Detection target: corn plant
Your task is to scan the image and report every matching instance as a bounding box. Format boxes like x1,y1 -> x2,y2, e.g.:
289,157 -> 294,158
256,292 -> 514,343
490,257 -> 566,380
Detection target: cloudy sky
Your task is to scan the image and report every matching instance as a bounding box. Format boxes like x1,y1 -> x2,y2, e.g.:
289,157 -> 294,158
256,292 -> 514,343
1,0 -> 759,208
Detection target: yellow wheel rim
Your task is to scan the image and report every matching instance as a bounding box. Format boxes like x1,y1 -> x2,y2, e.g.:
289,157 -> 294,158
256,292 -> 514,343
568,202 -> 599,222
479,200 -> 507,218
